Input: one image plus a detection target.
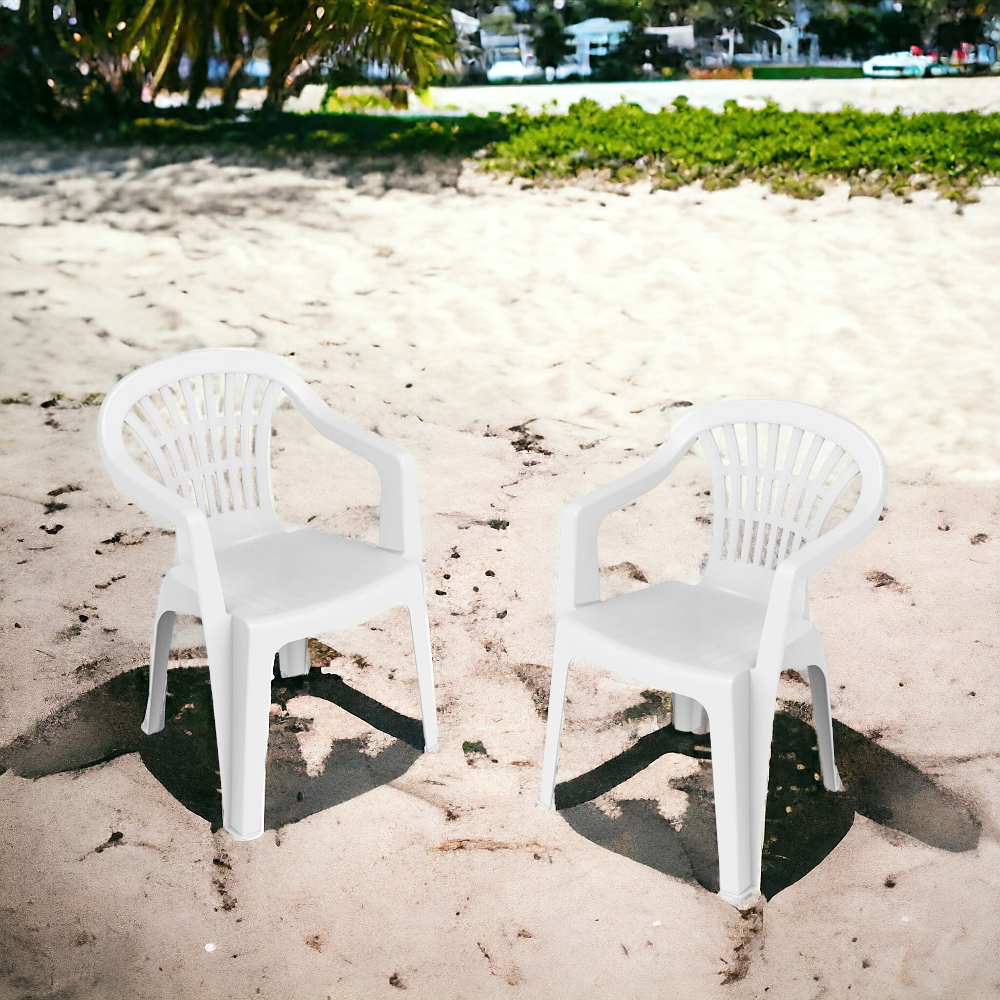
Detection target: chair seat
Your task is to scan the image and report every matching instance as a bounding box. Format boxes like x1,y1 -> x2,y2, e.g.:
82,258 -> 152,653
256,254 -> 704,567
170,527 -> 413,622
568,581 -> 810,673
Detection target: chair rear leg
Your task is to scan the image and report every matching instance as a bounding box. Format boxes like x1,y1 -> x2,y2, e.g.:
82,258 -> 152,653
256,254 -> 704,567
278,638 -> 310,678
407,600 -> 438,753
539,632 -> 572,810
226,617 -> 275,841
707,676 -> 755,908
142,609 -> 175,735
808,662 -> 843,792
672,692 -> 710,734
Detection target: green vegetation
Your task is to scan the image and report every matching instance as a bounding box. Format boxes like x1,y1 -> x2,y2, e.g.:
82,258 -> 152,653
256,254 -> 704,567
9,95 -> 998,204
752,66 -> 865,79
807,2 -> 995,62
3,2 -> 997,132
105,109 -> 509,158
324,87 -> 396,114
482,97 -> 1000,201
0,0 -> 456,128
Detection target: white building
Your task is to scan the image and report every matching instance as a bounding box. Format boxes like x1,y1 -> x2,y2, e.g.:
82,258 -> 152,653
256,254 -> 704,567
563,17 -> 632,75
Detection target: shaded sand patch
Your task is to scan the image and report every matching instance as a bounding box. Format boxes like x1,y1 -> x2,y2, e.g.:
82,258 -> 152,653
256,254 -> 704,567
556,709 -> 978,899
0,664 -> 423,833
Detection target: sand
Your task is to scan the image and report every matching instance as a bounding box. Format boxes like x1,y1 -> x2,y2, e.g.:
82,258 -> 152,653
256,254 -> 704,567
0,143 -> 998,999
421,75 -> 1000,115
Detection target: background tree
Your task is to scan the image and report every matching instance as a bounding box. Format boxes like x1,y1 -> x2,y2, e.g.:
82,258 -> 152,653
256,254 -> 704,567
0,0 -> 74,127
534,5 -> 572,69
2,0 -> 456,125
4,0 -> 998,131
243,0 -> 456,109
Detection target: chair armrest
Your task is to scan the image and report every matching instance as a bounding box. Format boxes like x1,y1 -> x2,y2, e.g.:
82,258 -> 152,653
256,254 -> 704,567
756,480 -> 886,672
282,380 -> 422,564
556,433 -> 696,617
99,453 -> 229,621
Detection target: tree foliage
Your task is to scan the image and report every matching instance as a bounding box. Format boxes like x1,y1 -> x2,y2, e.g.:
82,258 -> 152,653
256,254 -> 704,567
534,8 -> 573,70
3,0 -> 998,130
0,0 -> 456,126
243,0 -> 456,108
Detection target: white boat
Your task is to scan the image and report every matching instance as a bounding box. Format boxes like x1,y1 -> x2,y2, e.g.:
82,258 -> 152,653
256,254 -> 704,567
862,50 -> 936,78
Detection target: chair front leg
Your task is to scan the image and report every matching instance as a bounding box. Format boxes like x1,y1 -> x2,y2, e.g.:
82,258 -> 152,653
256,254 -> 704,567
405,596 -> 438,753
226,616 -> 275,840
142,606 -> 175,736
747,670 -> 782,895
539,629 -> 572,810
202,612 -> 234,832
705,674 -> 755,907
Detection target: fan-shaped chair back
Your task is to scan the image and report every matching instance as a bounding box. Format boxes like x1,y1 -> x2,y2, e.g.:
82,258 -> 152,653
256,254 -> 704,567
99,351 -> 299,548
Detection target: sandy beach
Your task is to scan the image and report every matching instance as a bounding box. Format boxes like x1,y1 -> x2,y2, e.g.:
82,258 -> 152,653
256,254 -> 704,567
1,141 -> 998,998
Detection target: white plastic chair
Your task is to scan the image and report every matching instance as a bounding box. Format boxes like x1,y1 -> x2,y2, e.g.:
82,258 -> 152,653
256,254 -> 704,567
97,349 -> 438,841
539,400 -> 886,907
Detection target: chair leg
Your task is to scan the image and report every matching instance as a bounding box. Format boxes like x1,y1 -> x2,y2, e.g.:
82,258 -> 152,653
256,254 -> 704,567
747,671 -> 782,895
705,676 -> 755,907
225,617 -> 274,841
808,661 -> 843,792
278,638 -> 310,678
539,630 -> 572,810
407,600 -> 439,753
201,613 -> 235,832
142,608 -> 175,735
672,692 -> 710,734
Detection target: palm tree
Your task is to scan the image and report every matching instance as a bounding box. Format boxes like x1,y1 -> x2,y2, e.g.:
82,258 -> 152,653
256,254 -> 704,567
4,0 -> 456,121
243,0 -> 456,109
51,0 -> 211,110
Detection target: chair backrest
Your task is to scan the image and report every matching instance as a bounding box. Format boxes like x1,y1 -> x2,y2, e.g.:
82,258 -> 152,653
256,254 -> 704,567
681,400 -> 886,610
98,350 -> 300,549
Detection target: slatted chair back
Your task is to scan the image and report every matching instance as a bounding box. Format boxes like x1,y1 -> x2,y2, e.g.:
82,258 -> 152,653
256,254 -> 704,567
99,351 -> 294,548
688,402 -> 884,614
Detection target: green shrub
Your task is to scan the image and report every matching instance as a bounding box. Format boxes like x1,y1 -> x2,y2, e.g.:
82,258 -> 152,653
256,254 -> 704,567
324,87 -> 394,114
751,66 -> 864,79
483,98 -> 1000,201
103,110 -> 510,159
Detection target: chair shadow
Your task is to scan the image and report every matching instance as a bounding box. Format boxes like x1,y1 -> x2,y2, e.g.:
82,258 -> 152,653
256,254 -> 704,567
0,664 -> 423,833
557,708 -> 980,900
